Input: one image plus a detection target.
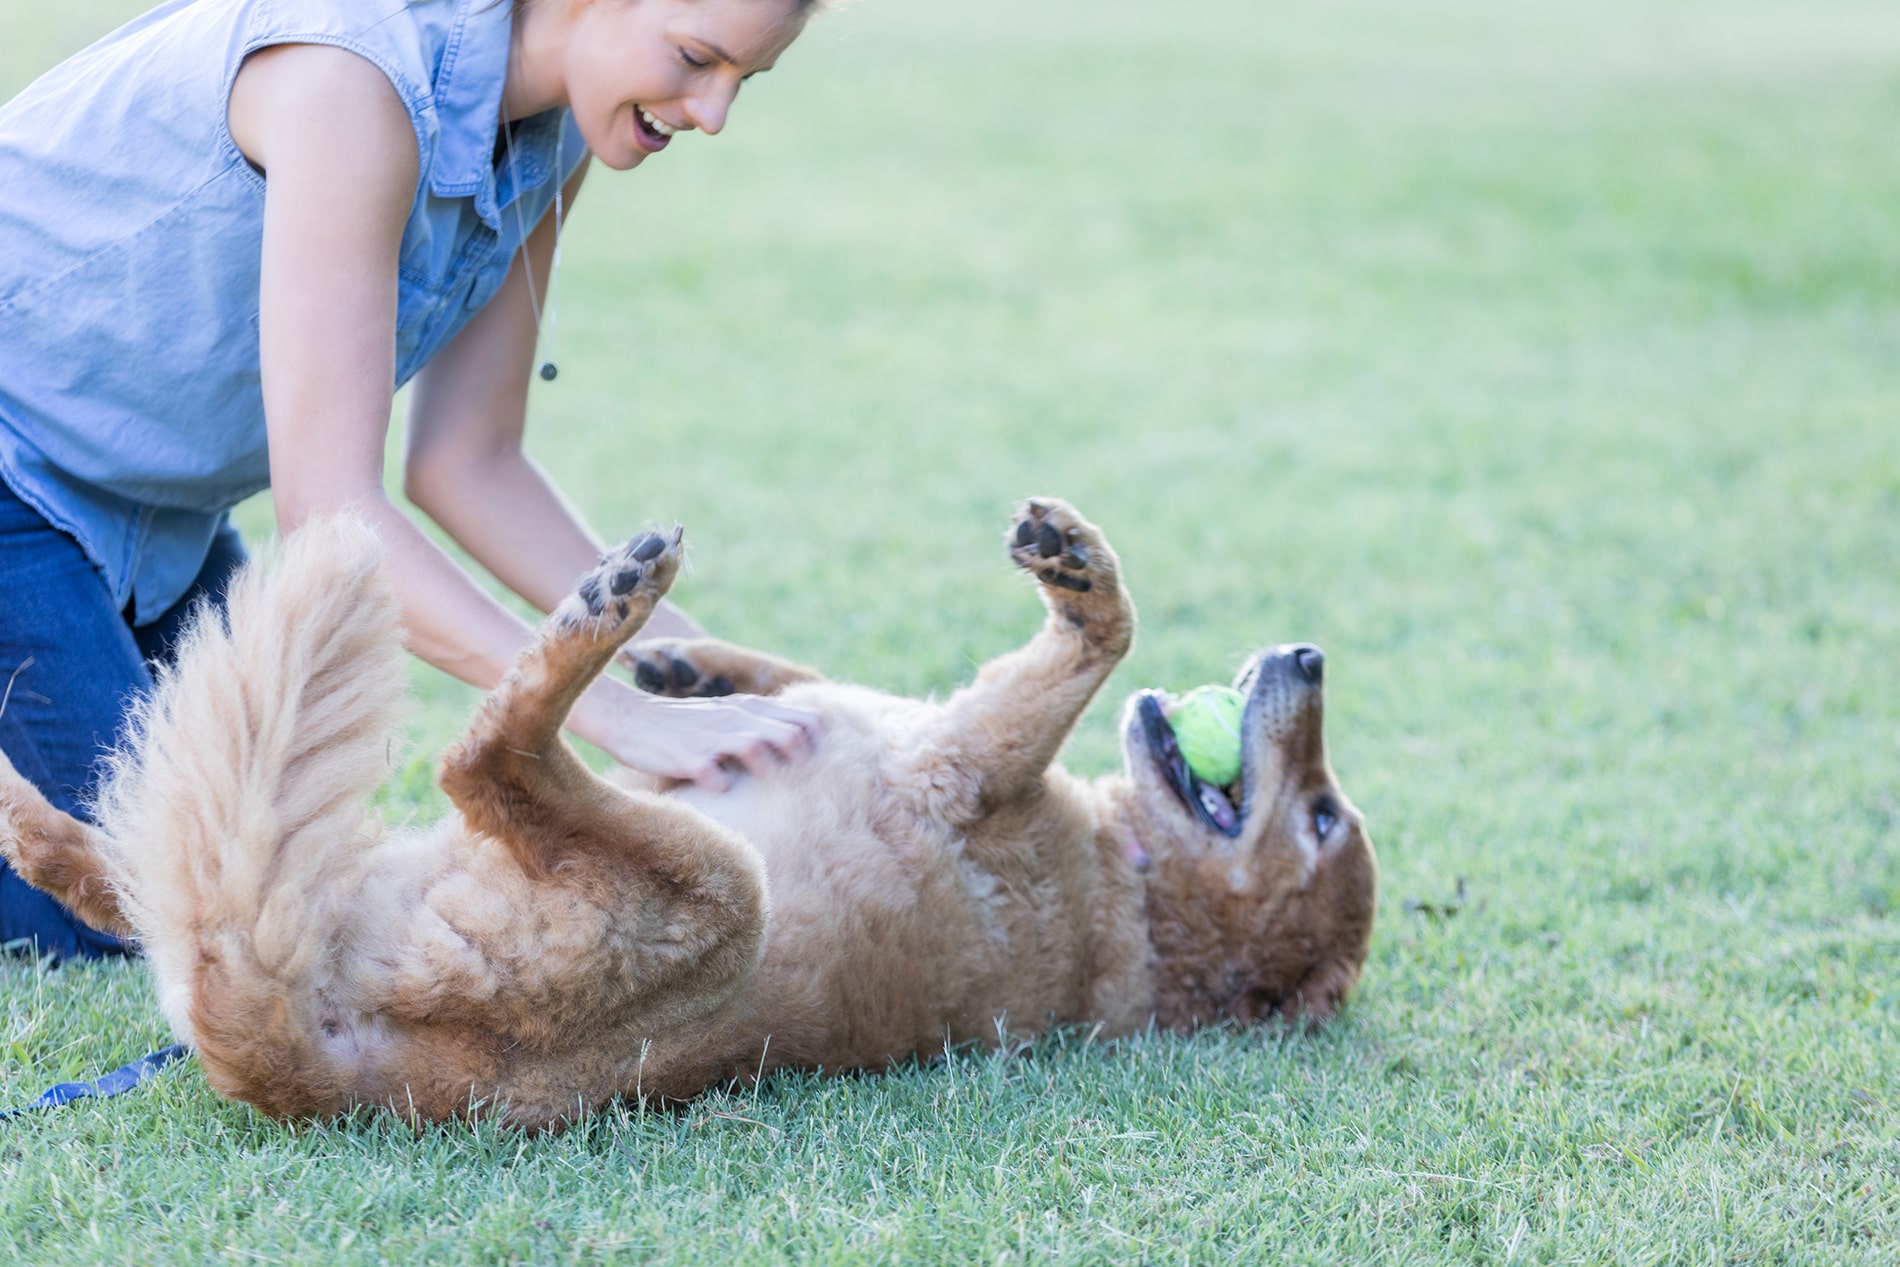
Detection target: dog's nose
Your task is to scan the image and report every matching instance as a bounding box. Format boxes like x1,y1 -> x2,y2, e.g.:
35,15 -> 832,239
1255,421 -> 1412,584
1292,645 -> 1324,685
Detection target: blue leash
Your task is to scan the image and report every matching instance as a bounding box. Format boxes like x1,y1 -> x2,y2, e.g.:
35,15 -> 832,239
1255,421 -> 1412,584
0,1044 -> 191,1119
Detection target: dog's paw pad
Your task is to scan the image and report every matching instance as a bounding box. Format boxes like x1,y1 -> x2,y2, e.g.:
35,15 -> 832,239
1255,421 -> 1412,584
627,645 -> 738,698
577,573 -> 607,617
1008,499 -> 1103,595
563,529 -> 681,629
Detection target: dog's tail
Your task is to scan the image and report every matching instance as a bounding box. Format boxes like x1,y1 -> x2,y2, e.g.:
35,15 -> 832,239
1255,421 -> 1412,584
93,515 -> 405,1105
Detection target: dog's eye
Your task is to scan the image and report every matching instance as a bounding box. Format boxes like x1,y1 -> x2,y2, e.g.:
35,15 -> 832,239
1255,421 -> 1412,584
1313,800 -> 1338,839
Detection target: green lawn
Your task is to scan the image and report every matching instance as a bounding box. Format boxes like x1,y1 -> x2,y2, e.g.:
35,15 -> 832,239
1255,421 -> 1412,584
4,0 -> 1898,1261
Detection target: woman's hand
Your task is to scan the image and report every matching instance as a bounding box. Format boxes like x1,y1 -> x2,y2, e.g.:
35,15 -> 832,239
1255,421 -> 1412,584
570,676 -> 821,791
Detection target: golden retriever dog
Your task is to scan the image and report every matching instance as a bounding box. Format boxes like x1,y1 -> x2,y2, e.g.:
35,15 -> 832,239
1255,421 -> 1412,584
0,499 -> 1376,1128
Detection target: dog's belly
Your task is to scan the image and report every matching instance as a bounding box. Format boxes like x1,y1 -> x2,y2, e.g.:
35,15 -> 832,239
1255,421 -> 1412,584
652,686 -> 1097,1081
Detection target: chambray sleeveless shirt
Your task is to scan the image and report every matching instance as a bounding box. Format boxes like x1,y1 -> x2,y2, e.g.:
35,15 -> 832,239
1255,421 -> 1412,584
0,0 -> 585,621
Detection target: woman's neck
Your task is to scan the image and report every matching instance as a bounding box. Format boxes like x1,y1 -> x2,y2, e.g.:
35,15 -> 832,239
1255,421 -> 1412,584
501,1 -> 571,122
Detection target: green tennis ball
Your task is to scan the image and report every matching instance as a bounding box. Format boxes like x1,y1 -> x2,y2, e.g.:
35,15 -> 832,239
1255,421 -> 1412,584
1168,685 -> 1245,787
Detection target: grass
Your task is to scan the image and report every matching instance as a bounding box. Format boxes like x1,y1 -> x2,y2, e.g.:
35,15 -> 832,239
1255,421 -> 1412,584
4,0 -> 1899,1260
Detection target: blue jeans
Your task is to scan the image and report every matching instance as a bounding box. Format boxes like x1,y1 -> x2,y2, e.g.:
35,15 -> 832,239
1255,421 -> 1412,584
0,480 -> 246,960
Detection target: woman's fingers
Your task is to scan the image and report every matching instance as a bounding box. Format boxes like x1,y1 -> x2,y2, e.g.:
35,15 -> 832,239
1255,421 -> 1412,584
611,692 -> 822,786
735,697 -> 823,761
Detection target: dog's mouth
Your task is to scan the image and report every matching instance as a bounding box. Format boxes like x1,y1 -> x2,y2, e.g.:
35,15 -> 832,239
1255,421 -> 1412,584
1134,644 -> 1326,840
1137,692 -> 1245,837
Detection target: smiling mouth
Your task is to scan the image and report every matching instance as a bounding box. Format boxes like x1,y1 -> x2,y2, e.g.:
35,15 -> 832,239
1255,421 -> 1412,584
633,105 -> 675,151
1137,692 -> 1243,837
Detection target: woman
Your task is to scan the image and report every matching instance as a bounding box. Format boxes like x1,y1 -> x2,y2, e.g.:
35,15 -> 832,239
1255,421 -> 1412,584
0,0 -> 822,958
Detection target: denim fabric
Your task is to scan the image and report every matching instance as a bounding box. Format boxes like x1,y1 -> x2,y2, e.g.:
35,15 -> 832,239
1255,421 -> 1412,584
0,0 -> 583,622
0,481 -> 247,961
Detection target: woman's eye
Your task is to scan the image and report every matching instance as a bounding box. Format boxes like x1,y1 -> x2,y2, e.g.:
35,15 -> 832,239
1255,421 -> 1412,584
1314,803 -> 1337,838
678,48 -> 710,69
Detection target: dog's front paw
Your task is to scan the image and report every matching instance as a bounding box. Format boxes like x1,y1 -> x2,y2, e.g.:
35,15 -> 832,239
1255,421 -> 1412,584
1008,498 -> 1108,594
1007,498 -> 1131,640
626,641 -> 737,698
557,528 -> 683,637
624,638 -> 824,698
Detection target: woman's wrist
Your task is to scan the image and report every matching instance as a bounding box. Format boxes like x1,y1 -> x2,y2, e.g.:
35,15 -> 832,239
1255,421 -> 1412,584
637,599 -> 707,641
565,674 -> 650,752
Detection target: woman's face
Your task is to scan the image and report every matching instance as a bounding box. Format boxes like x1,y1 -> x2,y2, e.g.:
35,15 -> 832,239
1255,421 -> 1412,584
558,0 -> 807,170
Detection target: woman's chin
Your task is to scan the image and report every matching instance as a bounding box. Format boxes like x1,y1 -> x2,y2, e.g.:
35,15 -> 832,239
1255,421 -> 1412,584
571,119 -> 646,172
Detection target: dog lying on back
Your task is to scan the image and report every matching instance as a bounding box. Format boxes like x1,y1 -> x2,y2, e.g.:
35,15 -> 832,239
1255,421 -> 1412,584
0,499 -> 1376,1128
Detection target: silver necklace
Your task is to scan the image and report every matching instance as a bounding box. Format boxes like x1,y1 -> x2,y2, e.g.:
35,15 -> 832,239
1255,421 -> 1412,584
500,115 -> 564,382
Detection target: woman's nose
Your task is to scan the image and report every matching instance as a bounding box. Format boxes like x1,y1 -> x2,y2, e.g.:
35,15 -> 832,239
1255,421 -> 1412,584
683,81 -> 737,136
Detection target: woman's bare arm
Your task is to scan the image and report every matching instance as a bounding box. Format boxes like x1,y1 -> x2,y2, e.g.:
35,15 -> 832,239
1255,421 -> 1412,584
227,43 -> 814,787
404,159 -> 698,637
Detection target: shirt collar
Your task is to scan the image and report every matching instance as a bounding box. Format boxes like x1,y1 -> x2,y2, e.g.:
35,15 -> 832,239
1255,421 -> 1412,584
426,0 -> 526,223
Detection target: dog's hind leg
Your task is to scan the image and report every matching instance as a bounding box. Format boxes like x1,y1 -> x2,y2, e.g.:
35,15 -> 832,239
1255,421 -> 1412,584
440,529 -> 687,875
916,499 -> 1136,808
623,638 -> 824,699
435,529 -> 767,1039
438,530 -> 765,895
0,749 -> 134,939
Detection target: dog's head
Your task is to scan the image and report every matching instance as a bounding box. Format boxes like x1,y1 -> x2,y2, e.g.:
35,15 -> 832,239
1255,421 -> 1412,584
1120,643 -> 1377,1028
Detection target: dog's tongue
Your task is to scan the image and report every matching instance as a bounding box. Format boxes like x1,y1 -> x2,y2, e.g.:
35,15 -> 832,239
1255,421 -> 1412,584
1139,691 -> 1243,838
1194,779 -> 1238,833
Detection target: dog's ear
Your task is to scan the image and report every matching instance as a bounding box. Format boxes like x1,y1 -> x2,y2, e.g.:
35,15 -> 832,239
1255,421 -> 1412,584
1228,800 -> 1377,1027
1277,956 -> 1363,1026
1284,813 -> 1378,1019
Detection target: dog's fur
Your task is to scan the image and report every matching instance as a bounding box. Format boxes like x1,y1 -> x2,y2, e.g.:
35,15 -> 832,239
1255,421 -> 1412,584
0,499 -> 1375,1128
